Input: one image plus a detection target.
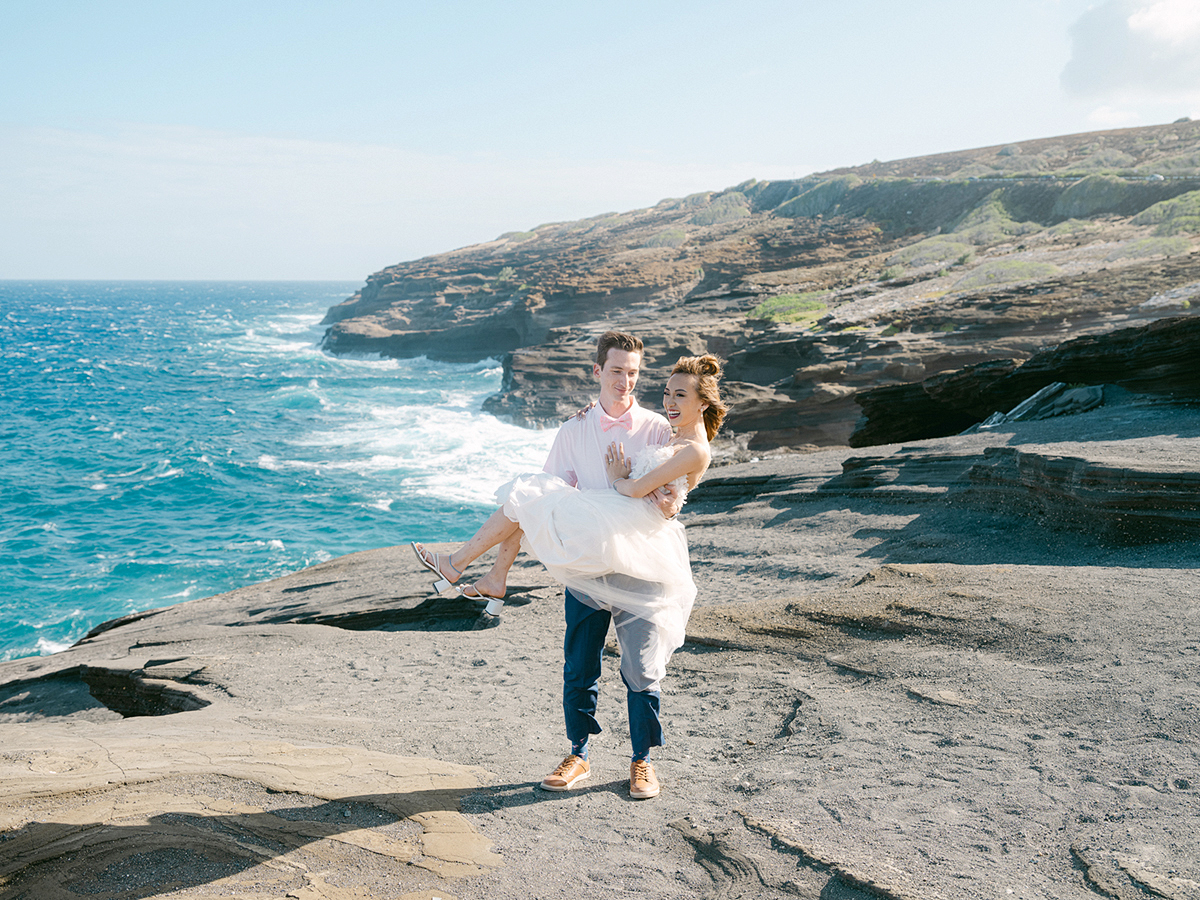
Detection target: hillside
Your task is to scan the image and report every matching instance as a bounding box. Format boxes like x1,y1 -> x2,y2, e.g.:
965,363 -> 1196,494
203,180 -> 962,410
321,120 -> 1200,449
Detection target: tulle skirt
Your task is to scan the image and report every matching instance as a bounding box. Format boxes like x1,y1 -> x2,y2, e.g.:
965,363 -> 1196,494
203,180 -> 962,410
495,472 -> 697,662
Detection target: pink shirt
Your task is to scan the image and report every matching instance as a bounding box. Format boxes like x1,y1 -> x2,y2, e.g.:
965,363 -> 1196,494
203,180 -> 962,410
543,399 -> 672,490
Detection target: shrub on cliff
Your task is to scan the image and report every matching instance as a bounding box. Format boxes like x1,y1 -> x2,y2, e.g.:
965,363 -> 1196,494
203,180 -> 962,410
1131,190 -> 1200,235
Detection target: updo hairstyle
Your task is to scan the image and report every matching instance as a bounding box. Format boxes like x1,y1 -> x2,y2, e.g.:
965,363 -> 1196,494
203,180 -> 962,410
670,354 -> 728,441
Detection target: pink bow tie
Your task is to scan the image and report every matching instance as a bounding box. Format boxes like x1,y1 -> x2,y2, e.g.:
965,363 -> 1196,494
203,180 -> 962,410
600,410 -> 633,432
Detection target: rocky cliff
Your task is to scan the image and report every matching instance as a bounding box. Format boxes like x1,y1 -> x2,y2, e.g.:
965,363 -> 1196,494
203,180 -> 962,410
322,120 -> 1200,448
850,314 -> 1200,446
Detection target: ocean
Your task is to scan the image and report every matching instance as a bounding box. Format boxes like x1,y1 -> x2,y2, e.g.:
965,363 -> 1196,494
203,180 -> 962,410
0,281 -> 558,661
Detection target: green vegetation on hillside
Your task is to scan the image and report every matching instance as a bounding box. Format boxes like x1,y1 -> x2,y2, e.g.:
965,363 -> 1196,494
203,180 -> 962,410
1046,218 -> 1099,236
763,169 -> 1200,241
887,237 -> 974,269
642,228 -> 688,249
953,260 -> 1059,290
1050,175 -> 1134,219
950,191 -> 1043,245
690,192 -> 750,226
774,176 -> 861,218
1131,190 -> 1200,234
748,291 -> 829,325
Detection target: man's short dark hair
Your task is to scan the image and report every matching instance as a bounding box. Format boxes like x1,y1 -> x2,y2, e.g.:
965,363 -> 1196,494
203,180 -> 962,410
596,331 -> 643,368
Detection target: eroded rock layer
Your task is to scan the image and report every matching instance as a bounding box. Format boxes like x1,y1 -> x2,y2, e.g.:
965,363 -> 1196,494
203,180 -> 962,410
850,315 -> 1200,446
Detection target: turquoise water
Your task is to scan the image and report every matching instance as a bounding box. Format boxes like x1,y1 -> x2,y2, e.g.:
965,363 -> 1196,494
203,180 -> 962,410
0,281 -> 557,660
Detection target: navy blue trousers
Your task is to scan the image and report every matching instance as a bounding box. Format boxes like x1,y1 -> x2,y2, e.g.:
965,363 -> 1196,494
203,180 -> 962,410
563,588 -> 663,758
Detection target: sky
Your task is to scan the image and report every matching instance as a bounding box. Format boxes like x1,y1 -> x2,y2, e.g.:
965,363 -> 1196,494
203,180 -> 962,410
3,0 -> 1200,281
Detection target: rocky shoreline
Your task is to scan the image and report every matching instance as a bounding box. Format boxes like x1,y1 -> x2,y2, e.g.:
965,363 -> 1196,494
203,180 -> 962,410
2,393 -> 1198,899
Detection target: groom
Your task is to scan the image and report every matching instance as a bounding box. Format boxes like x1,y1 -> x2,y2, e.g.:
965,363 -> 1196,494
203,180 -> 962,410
536,330 -> 680,800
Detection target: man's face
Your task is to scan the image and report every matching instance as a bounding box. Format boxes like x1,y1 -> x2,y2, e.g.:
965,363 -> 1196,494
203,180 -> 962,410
594,348 -> 641,408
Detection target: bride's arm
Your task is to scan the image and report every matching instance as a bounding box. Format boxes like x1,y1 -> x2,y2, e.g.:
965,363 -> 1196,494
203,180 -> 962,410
607,443 -> 706,499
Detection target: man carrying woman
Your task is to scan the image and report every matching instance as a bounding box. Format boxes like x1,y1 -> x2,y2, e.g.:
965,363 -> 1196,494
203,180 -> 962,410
413,330 -> 726,799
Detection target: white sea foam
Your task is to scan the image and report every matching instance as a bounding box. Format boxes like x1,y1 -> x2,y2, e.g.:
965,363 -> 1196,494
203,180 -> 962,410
225,539 -> 286,552
34,636 -> 73,655
245,337 -> 316,355
404,413 -> 559,506
265,314 -> 324,332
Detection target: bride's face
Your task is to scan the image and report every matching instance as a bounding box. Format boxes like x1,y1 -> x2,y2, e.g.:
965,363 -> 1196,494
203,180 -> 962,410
663,373 -> 706,429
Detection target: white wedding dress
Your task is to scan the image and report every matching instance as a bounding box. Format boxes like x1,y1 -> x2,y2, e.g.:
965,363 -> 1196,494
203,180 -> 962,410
494,445 -> 697,670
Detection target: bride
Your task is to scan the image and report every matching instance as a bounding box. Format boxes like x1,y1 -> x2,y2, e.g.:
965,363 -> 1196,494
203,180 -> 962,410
411,353 -> 727,664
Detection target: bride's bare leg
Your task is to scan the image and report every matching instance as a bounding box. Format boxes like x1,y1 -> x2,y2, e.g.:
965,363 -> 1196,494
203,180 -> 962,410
446,508 -> 520,574
470,530 -> 521,597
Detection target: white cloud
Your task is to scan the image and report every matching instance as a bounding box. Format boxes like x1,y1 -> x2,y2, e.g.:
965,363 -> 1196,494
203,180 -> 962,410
1062,0 -> 1200,98
1127,0 -> 1200,46
0,124 -> 803,280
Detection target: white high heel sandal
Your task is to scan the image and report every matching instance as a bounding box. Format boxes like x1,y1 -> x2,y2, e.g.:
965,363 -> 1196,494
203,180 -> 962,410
454,583 -> 506,617
410,542 -> 461,594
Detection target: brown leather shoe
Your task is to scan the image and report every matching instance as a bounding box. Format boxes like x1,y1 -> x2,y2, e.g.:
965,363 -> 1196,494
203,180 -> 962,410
629,759 -> 660,799
540,754 -> 590,791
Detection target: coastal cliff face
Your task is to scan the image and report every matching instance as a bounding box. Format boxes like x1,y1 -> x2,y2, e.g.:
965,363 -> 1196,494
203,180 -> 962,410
323,121 -> 1200,448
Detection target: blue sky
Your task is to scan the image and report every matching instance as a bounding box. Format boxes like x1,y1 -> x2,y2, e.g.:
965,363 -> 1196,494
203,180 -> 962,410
3,0 -> 1200,280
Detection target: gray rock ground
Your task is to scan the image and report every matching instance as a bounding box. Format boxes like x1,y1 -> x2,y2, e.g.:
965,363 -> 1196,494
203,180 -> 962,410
1,398 -> 1198,900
